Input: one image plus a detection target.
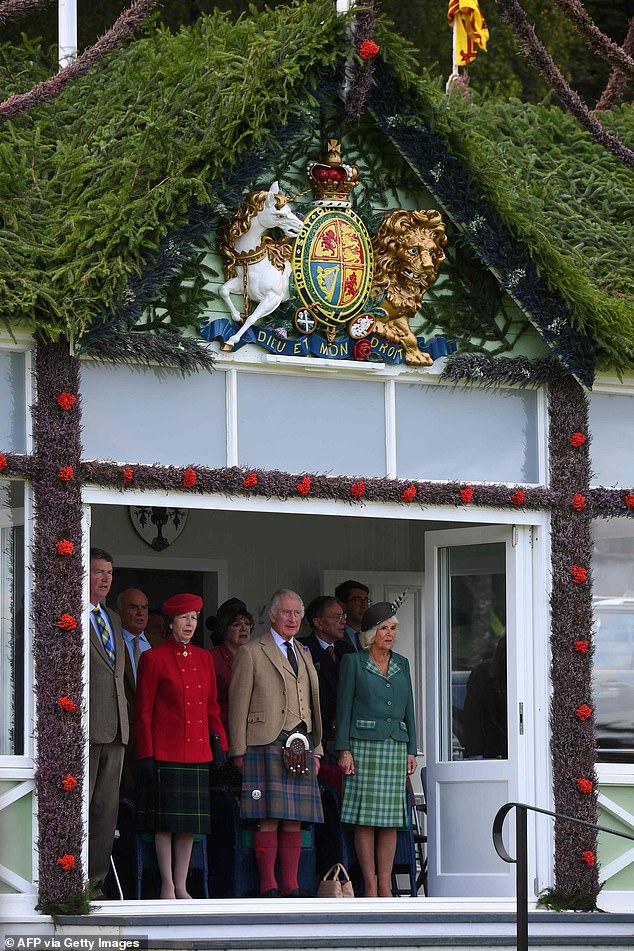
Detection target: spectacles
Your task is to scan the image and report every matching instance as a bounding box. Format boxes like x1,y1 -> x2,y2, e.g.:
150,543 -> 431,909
346,596 -> 371,606
324,613 -> 347,621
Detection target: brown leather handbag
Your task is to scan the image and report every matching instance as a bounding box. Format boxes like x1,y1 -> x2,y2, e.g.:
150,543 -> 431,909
316,862 -> 355,898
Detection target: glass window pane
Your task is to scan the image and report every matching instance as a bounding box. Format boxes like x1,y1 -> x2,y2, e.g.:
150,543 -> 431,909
0,479 -> 25,755
0,350 -> 26,453
396,383 -> 540,483
237,373 -> 386,476
439,543 -> 507,762
589,393 -> 634,487
592,518 -> 634,762
80,363 -> 227,466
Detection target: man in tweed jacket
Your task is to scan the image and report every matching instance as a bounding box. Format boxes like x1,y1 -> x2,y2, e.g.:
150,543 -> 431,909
229,589 -> 323,897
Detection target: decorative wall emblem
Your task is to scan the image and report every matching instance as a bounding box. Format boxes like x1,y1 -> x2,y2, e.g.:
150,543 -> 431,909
129,506 -> 188,551
203,139 -> 454,366
292,205 -> 373,340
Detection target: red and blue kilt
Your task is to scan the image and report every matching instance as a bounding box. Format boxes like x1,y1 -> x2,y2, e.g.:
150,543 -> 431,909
241,737 -> 323,823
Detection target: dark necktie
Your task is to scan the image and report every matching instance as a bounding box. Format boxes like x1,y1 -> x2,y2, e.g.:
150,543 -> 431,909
133,637 -> 141,677
285,641 -> 299,677
326,644 -> 337,663
93,607 -> 115,667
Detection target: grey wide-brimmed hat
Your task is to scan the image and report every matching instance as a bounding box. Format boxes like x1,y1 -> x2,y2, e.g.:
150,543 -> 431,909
361,592 -> 406,633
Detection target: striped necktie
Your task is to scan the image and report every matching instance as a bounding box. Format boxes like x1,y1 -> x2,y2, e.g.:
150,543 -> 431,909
93,607 -> 115,667
133,636 -> 141,677
285,641 -> 299,677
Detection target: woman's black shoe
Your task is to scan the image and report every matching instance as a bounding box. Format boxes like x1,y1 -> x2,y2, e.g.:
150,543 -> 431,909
260,888 -> 282,898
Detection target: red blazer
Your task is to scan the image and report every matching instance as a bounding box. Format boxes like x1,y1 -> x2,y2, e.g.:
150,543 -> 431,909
136,637 -> 227,763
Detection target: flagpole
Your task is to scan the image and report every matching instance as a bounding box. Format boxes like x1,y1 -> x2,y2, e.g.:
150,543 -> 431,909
446,17 -> 460,91
58,0 -> 78,69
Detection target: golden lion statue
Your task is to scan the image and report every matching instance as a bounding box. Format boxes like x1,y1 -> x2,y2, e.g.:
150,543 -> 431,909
371,209 -> 447,366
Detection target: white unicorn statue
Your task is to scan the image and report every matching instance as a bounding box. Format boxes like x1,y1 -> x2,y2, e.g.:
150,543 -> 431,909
217,182 -> 303,350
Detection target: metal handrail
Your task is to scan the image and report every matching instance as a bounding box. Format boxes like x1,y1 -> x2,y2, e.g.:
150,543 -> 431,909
492,801 -> 634,951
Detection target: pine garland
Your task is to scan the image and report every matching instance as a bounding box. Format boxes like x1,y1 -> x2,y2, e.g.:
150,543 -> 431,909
494,0 -> 634,168
0,0 -> 160,121
0,0 -> 52,26
551,0 -> 634,78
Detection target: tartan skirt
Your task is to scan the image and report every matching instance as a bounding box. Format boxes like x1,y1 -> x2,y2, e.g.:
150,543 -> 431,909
241,738 -> 324,824
138,761 -> 211,834
341,737 -> 408,828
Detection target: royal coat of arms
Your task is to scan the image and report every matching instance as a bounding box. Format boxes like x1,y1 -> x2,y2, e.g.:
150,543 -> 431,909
204,139 -> 454,366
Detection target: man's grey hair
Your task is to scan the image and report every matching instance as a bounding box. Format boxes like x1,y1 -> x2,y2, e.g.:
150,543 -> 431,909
116,587 -> 147,611
270,588 -> 305,618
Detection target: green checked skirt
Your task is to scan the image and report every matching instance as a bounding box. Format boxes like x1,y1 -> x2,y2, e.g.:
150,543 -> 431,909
138,761 -> 211,834
341,737 -> 408,828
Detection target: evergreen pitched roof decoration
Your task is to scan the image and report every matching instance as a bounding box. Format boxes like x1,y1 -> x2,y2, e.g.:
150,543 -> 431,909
0,1 -> 632,379
1,1 -> 630,915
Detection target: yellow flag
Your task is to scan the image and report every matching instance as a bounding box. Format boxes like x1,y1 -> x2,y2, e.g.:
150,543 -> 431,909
448,0 -> 490,67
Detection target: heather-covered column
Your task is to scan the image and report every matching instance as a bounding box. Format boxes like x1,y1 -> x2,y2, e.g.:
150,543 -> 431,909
548,375 -> 599,908
32,338 -> 87,910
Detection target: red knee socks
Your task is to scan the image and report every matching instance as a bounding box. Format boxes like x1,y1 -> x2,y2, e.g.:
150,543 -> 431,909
253,829 -> 278,894
278,829 -> 302,895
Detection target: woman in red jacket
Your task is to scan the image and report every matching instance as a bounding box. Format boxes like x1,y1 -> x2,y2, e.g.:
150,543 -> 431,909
136,593 -> 227,900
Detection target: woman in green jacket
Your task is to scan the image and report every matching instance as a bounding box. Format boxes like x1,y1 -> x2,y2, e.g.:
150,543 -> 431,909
336,600 -> 418,897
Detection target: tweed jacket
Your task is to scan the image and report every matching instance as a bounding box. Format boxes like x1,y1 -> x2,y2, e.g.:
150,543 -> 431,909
228,630 -> 323,758
89,604 -> 129,746
135,637 -> 227,763
335,649 -> 417,755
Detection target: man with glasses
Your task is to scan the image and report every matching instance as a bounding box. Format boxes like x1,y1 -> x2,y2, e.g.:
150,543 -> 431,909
334,580 -> 372,652
301,596 -> 352,763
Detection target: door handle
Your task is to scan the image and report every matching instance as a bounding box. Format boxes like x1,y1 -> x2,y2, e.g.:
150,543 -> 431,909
519,701 -> 524,736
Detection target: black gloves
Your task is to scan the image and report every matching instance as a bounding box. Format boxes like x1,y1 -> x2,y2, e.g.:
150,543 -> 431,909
210,733 -> 228,768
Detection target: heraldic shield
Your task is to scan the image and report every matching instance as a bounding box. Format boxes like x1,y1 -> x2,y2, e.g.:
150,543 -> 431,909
292,205 -> 374,332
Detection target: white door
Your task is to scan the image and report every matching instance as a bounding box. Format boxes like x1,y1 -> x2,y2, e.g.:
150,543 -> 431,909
424,525 -> 532,897
322,570 -> 425,793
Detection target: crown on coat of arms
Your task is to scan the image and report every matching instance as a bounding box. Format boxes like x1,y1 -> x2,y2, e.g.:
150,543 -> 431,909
307,139 -> 359,206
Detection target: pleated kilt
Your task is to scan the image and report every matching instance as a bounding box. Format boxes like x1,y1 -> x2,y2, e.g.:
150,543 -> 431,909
241,736 -> 324,823
341,737 -> 408,828
137,761 -> 211,834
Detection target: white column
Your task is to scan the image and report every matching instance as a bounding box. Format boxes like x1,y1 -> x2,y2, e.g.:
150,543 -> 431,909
58,0 -> 78,69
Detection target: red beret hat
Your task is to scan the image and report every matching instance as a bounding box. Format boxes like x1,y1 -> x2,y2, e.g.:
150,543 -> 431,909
162,593 -> 203,616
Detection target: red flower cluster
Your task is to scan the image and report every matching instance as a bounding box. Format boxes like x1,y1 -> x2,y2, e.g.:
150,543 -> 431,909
62,773 -> 78,792
122,466 -> 133,484
182,467 -> 197,487
243,472 -> 258,489
359,39 -> 380,60
576,703 -> 592,721
401,484 -> 417,503
569,432 -> 586,447
57,613 -> 78,631
0,453 -> 6,471
574,640 -> 589,654
351,480 -> 365,499
571,565 -> 588,584
581,850 -> 595,867
56,392 -> 77,411
56,539 -> 74,556
297,476 -> 311,496
352,338 -> 372,361
625,493 -> 634,509
572,493 -> 586,511
57,696 -> 77,712
511,489 -> 525,506
57,853 -> 75,871
58,466 -> 74,481
460,485 -> 473,504
577,778 -> 593,795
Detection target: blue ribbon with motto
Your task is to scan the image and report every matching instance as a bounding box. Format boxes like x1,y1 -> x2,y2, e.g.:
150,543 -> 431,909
200,318 -> 456,365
